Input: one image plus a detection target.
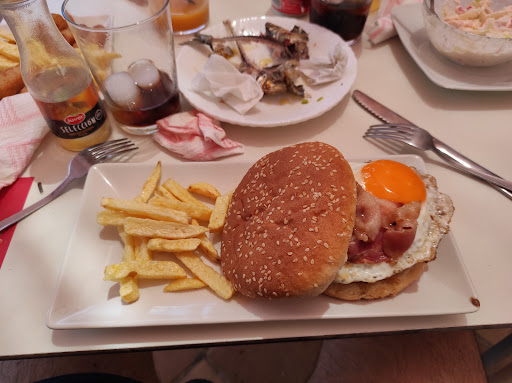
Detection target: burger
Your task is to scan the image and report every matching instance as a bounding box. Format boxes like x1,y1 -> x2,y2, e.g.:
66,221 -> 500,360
220,142 -> 454,300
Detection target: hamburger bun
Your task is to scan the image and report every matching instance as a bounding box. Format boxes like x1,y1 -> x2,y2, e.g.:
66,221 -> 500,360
221,142 -> 357,299
323,262 -> 426,300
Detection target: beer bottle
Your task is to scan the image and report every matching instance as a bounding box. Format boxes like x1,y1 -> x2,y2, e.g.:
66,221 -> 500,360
0,0 -> 111,151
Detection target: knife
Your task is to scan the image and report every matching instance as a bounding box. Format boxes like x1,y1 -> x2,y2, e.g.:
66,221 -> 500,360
352,89 -> 512,200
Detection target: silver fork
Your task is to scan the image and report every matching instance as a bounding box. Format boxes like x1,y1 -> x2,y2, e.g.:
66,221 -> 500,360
365,123 -> 512,194
0,138 -> 138,232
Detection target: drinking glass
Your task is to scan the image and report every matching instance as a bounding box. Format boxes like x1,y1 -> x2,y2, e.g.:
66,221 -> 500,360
169,0 -> 209,35
309,0 -> 373,46
62,0 -> 181,135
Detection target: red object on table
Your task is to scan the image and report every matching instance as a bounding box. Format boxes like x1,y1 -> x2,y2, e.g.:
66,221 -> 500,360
0,177 -> 33,268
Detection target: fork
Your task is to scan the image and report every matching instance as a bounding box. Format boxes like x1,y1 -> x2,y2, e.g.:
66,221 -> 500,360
365,123 -> 512,194
0,138 -> 138,233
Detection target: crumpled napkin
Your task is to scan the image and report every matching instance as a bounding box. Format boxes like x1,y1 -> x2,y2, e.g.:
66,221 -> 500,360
0,93 -> 48,190
299,43 -> 348,85
191,54 -> 264,115
368,0 -> 422,44
154,110 -> 244,161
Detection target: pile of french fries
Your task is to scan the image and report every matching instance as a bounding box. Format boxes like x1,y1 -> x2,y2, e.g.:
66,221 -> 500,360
97,162 -> 234,303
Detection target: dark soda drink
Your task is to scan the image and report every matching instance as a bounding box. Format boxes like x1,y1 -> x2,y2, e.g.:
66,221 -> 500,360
107,70 -> 180,127
310,0 -> 372,44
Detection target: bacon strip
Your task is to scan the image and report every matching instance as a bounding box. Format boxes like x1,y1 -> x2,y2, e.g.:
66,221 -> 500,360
348,184 -> 422,264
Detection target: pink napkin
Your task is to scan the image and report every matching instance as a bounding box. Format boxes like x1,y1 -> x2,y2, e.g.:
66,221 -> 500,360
0,93 -> 48,190
368,0 -> 422,44
153,110 -> 244,161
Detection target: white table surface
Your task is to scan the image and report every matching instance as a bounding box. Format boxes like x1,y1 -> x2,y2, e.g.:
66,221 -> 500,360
1,0 -> 512,359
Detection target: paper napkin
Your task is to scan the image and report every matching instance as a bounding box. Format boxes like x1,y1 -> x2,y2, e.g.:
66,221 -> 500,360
0,93 -> 48,190
154,110 -> 244,161
191,54 -> 264,115
299,43 -> 348,85
368,0 -> 422,44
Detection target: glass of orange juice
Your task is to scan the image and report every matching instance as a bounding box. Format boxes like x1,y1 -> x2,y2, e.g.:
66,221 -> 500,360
170,0 -> 209,35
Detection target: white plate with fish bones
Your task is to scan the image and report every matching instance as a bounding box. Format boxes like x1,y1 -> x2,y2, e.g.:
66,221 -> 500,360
176,16 -> 357,127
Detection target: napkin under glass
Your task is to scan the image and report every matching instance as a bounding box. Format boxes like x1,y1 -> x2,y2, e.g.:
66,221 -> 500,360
0,93 -> 48,190
154,110 -> 244,161
191,54 -> 264,115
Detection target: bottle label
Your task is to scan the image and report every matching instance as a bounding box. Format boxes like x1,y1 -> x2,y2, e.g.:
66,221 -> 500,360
43,101 -> 106,139
34,81 -> 108,140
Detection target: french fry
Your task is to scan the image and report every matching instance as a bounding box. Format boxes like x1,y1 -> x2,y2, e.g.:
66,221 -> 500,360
187,182 -> 221,200
155,185 -> 179,201
133,236 -> 152,262
101,197 -> 188,224
0,54 -> 18,71
118,227 -> 136,262
208,191 -> 233,233
97,210 -> 128,226
60,28 -> 75,46
164,278 -> 206,292
0,29 -> 16,43
134,161 -> 161,203
191,219 -> 219,263
124,217 -> 208,239
0,65 -> 24,100
118,227 -> 139,302
120,276 -> 140,303
176,252 -> 234,300
0,40 -> 19,61
148,195 -> 212,221
104,260 -> 187,282
163,179 -> 209,208
51,13 -> 69,31
147,238 -> 201,253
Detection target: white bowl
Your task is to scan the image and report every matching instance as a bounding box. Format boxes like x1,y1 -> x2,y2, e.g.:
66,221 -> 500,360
422,0 -> 512,67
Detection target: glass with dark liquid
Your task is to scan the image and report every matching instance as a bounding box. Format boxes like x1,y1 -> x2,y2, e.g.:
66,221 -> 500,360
63,0 -> 181,135
310,0 -> 373,45
104,61 -> 180,132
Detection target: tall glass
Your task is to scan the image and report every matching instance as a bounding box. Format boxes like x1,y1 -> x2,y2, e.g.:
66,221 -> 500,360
62,0 -> 181,135
309,0 -> 373,46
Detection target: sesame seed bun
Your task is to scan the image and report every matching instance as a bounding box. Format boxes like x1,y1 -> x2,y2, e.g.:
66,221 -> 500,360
220,142 -> 357,299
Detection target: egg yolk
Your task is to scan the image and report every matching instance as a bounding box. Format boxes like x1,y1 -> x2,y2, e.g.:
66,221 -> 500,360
361,160 -> 427,204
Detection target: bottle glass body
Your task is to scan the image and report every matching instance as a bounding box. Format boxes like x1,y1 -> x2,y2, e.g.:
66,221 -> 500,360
0,0 -> 110,151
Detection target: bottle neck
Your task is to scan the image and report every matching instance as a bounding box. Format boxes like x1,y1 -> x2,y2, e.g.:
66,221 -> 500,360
0,0 -> 61,45
0,0 -> 88,97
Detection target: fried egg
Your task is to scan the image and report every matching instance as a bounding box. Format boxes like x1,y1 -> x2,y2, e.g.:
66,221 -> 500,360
333,160 -> 454,284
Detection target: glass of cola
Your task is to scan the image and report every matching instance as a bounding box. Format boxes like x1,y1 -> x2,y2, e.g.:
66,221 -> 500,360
62,0 -> 181,135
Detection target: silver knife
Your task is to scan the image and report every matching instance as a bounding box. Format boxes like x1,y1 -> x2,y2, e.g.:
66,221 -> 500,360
353,89 -> 512,200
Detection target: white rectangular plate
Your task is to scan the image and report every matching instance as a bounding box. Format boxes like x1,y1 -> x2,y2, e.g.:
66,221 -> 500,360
47,155 -> 479,329
392,4 -> 512,91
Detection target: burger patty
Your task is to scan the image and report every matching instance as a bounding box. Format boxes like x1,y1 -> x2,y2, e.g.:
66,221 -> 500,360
221,142 -> 357,299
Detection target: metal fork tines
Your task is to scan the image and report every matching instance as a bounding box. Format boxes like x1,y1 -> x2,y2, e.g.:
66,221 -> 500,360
0,138 -> 138,232
364,123 -> 512,194
87,138 -> 138,162
365,123 -> 440,151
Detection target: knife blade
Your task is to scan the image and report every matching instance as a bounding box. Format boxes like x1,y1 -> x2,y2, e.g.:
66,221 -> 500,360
353,90 -> 417,126
352,89 -> 512,200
